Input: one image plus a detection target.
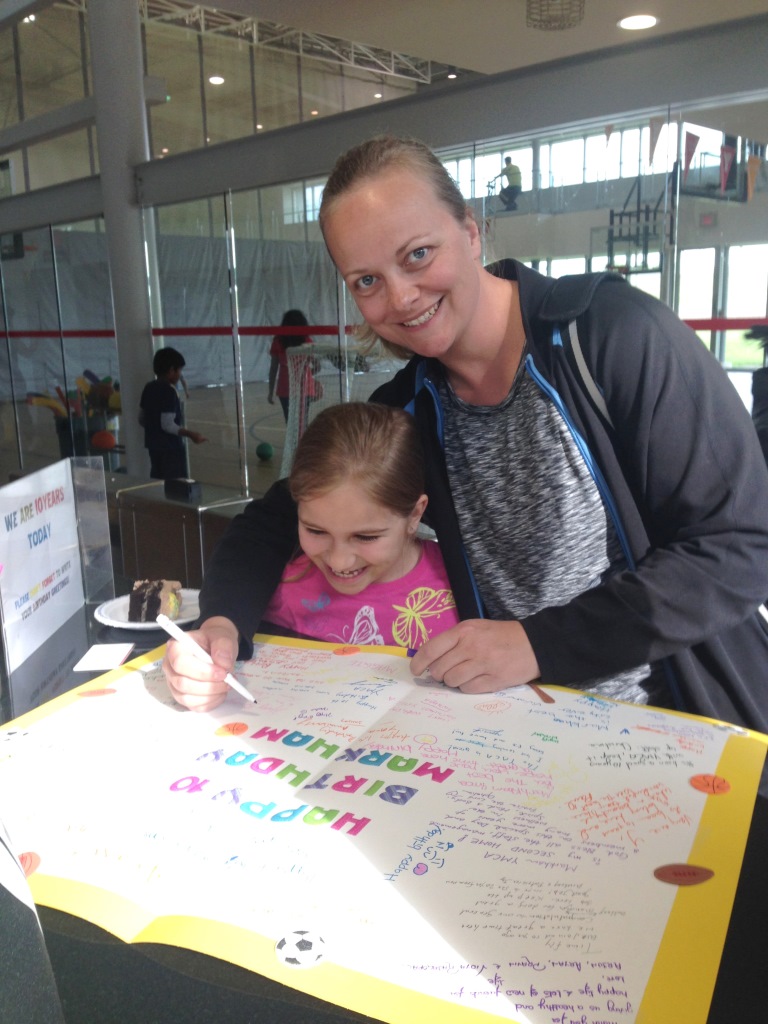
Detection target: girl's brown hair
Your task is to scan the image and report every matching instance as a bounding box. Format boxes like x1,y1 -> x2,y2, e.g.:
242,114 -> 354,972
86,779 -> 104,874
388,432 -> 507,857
319,135 -> 471,359
288,402 -> 425,518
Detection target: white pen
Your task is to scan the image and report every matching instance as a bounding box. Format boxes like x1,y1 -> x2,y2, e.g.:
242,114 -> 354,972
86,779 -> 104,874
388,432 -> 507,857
156,613 -> 256,703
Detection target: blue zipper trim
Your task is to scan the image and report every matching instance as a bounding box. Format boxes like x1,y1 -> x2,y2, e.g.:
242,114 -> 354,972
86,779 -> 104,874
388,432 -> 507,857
525,352 -> 636,570
526,348 -> 684,711
407,361 -> 485,618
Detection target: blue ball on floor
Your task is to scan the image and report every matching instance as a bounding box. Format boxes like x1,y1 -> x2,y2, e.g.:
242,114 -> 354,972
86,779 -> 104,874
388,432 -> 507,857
256,442 -> 274,461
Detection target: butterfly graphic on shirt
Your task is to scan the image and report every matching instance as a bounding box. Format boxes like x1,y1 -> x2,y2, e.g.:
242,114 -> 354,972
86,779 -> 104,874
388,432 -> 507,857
329,605 -> 385,646
301,593 -> 331,613
392,587 -> 457,648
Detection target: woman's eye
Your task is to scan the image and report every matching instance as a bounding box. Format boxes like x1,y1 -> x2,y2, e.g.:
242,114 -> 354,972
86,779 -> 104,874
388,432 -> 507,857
356,274 -> 376,289
408,246 -> 428,264
356,535 -> 378,542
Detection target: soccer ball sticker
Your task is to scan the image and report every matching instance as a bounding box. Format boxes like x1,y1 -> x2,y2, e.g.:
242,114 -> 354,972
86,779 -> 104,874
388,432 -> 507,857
275,929 -> 326,968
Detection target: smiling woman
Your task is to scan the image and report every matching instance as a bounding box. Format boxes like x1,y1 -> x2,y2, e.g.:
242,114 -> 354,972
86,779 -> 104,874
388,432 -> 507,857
166,135 -> 768,781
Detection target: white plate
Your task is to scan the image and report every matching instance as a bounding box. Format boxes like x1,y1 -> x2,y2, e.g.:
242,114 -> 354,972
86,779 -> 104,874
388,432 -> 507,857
93,589 -> 200,631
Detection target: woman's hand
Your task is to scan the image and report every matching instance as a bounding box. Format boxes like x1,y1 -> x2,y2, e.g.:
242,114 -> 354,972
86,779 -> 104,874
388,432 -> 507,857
163,616 -> 240,712
409,619 -> 540,693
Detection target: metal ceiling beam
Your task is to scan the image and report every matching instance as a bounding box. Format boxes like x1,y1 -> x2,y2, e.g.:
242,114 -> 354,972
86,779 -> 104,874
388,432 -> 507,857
50,0 -> 455,84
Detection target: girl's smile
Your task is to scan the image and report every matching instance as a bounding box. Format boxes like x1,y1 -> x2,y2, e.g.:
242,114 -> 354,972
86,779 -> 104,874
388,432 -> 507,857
297,482 -> 427,595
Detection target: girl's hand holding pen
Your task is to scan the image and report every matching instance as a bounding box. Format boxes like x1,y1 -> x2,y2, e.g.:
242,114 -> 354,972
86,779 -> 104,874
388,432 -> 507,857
162,615 -> 244,712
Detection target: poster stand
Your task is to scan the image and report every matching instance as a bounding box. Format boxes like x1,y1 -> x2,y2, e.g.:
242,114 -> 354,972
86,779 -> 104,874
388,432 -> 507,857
0,456 -> 113,719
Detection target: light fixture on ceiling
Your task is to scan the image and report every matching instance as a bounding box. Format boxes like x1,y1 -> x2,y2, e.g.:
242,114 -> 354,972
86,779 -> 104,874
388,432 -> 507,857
618,14 -> 658,31
374,92 -> 383,99
447,67 -> 458,79
208,75 -> 225,85
526,0 -> 584,30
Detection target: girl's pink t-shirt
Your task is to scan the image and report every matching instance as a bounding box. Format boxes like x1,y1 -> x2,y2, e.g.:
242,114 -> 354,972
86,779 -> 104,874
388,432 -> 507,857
263,539 -> 459,648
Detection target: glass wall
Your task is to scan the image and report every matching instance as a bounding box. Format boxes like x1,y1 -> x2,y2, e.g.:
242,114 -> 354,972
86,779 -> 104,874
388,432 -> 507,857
0,217 -> 117,476
0,2 -> 429,187
2,101 -> 766,485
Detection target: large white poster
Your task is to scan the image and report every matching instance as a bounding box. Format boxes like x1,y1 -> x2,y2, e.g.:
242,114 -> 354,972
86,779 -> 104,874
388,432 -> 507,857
1,637 -> 765,1024
0,460 -> 85,674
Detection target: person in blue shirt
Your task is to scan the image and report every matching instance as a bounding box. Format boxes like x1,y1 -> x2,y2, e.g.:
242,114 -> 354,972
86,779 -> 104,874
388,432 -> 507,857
139,347 -> 207,480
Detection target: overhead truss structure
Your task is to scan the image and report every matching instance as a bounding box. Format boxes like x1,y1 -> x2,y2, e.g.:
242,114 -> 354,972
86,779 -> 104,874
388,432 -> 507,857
57,0 -> 464,84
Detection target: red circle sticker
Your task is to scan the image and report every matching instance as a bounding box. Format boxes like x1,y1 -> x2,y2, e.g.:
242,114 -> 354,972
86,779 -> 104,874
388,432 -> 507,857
19,851 -> 41,877
654,863 -> 715,886
216,722 -> 249,736
690,774 -> 731,795
332,646 -> 361,656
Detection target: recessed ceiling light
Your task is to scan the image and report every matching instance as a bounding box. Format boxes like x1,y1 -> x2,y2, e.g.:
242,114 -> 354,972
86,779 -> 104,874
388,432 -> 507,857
208,75 -> 225,85
256,123 -> 263,130
447,68 -> 458,79
618,15 -> 658,31
374,92 -> 382,99
310,109 -> 319,116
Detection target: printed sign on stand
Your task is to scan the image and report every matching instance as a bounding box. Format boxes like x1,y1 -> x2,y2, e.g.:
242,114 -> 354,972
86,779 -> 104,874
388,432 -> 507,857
0,460 -> 85,675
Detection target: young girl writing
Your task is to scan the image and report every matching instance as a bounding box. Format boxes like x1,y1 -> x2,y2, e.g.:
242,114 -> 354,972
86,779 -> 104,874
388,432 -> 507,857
165,402 -> 459,710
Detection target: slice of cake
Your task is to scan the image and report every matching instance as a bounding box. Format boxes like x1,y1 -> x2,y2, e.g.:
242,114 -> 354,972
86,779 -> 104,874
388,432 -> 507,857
128,580 -> 182,623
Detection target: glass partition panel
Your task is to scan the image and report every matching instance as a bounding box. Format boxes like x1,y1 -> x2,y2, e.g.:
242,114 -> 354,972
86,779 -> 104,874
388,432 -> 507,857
0,227 -> 66,473
253,49 -> 300,135
725,243 -> 768,368
230,182 -> 344,488
146,22 -> 203,158
148,197 -> 241,489
299,54 -> 344,122
26,129 -> 97,191
0,24 -> 19,131
54,220 -> 121,471
201,34 -> 254,146
16,4 -> 86,120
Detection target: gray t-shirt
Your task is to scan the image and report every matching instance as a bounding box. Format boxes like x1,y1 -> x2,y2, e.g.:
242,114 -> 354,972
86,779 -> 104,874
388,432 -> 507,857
439,363 -> 669,706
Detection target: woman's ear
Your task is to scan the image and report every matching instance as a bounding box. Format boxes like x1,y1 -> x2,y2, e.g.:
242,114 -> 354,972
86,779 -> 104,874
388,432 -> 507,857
464,211 -> 482,257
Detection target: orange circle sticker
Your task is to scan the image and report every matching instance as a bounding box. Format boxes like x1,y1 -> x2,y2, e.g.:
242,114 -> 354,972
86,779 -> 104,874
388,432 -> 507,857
654,863 -> 715,886
216,722 -> 249,736
690,773 -> 731,795
332,646 -> 361,656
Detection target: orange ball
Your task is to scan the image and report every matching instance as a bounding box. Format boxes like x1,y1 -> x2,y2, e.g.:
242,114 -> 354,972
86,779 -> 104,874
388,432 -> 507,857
90,430 -> 116,450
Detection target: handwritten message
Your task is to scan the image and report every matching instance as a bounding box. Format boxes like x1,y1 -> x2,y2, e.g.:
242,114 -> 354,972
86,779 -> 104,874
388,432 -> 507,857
0,639 -> 762,1024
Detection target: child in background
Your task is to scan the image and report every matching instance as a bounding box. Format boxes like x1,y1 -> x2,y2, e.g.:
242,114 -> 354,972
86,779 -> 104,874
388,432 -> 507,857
262,402 -> 459,648
139,347 -> 207,480
268,309 -> 313,422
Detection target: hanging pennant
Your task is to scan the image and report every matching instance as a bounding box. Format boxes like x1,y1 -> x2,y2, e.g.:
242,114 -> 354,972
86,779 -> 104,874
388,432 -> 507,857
648,116 -> 665,167
719,145 -> 736,192
683,132 -> 700,183
747,154 -> 762,202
